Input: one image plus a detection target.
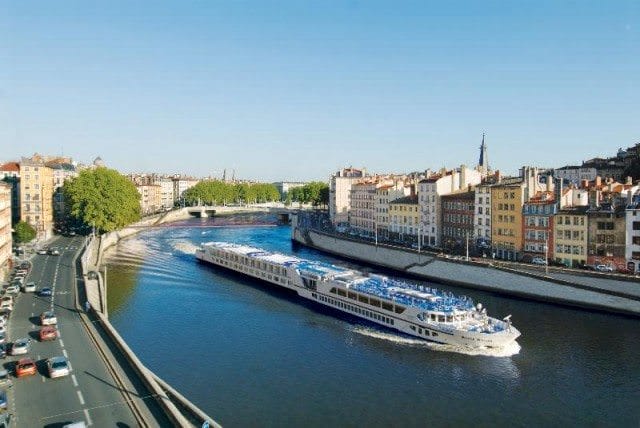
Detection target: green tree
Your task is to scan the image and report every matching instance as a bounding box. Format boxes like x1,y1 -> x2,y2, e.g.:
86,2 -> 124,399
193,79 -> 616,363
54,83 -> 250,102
62,167 -> 141,233
13,221 -> 36,243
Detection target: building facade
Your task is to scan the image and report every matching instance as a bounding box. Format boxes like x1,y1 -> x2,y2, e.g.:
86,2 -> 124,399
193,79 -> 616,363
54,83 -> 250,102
522,191 -> 557,262
375,182 -> 410,240
587,202 -> 626,271
350,181 -> 381,236
0,162 -> 20,225
0,183 -> 12,280
137,184 -> 162,215
441,190 -> 475,254
474,183 -> 493,248
329,167 -> 366,225
625,198 -> 640,273
388,195 -> 420,243
491,180 -> 524,260
554,206 -> 589,268
19,156 -> 54,240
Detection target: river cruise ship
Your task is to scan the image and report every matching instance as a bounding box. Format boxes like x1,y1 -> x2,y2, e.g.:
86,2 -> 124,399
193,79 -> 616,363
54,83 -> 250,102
196,242 -> 521,349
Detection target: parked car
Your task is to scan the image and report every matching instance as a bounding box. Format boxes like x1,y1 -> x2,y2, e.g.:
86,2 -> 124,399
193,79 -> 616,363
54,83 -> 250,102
0,369 -> 12,388
38,287 -> 53,297
15,358 -> 37,377
4,285 -> 19,295
37,248 -> 48,255
19,262 -> 30,270
0,389 -> 6,410
0,301 -> 11,312
10,338 -> 30,356
0,334 -> 6,345
595,264 -> 613,272
23,282 -> 36,293
47,356 -> 70,378
40,311 -> 57,326
531,257 -> 547,265
47,248 -> 60,256
39,326 -> 57,341
0,344 -> 6,359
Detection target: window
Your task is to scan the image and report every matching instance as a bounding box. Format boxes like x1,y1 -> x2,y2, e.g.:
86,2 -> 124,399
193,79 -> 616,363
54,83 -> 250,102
633,222 -> 640,231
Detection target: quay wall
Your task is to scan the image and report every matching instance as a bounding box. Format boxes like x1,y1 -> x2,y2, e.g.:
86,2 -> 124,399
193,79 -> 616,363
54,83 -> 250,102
291,220 -> 640,318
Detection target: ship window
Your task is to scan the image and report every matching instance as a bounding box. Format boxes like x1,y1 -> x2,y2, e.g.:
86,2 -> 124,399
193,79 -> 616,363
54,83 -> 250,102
358,295 -> 369,304
330,288 -> 337,294
369,298 -> 381,307
390,319 -> 394,325
381,302 -> 393,311
312,293 -> 317,298
410,325 -> 416,331
418,328 -> 423,334
446,315 -> 453,322
348,292 -> 357,300
430,314 -> 436,321
432,332 -> 438,337
394,306 -> 405,314
438,315 -> 445,322
337,289 -> 346,297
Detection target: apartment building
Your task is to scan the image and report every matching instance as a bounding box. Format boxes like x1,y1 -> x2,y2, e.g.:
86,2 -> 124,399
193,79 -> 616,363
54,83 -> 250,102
587,201 -> 626,270
0,183 -> 11,280
625,197 -> 640,273
554,206 -> 589,268
20,155 -> 54,240
522,191 -> 557,261
0,162 -> 20,224
418,165 -> 481,247
173,177 -> 200,204
137,184 -> 162,215
329,167 -> 366,225
350,181 -> 381,236
388,195 -> 419,243
375,181 -> 410,240
441,190 -> 475,253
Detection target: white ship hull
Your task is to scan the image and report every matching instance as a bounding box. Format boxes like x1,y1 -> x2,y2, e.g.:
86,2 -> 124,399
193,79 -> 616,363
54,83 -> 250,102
196,244 -> 520,349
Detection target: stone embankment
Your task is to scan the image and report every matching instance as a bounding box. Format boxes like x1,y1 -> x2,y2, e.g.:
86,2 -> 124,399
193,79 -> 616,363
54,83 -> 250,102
291,214 -> 640,318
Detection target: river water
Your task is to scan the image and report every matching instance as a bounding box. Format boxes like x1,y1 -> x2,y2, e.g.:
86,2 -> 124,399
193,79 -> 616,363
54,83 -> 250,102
103,215 -> 640,427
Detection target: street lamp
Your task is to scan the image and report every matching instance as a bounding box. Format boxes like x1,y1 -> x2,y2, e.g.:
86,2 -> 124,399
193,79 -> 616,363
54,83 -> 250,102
544,236 -> 549,275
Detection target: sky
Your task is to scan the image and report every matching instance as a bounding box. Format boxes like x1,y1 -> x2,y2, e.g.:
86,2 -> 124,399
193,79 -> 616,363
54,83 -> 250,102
1,1 -> 639,181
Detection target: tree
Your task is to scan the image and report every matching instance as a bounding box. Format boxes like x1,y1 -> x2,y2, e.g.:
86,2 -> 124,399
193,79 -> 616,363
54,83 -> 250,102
62,167 -> 141,233
14,221 -> 36,243
183,181 -> 280,205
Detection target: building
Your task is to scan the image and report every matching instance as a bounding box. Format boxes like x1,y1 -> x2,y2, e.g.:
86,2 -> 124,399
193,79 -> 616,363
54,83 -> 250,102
418,165 -> 482,247
375,181 -> 410,240
554,166 -> 597,184
388,195 -> 420,243
0,162 -> 20,225
329,167 -> 366,225
19,155 -> 54,240
441,190 -> 475,254
625,195 -> 640,272
587,200 -> 626,271
156,178 -> 175,210
137,184 -> 162,215
0,183 -> 12,280
46,161 -> 78,224
554,206 -> 589,268
172,176 -> 199,205
350,180 -> 383,236
522,191 -> 557,262
273,181 -> 306,200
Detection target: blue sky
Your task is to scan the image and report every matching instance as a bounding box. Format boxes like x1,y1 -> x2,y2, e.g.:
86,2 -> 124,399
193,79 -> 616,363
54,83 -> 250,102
2,1 -> 638,181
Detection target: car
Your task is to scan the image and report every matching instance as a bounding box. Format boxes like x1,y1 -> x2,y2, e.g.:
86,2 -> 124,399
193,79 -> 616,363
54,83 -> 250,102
38,287 -> 53,297
531,257 -> 547,265
0,296 -> 12,306
0,302 -> 11,312
10,338 -> 30,356
47,356 -> 70,378
19,262 -> 30,270
0,334 -> 6,345
37,249 -> 48,255
4,286 -> 19,295
0,318 -> 6,329
0,388 -> 6,410
40,311 -> 57,326
39,326 -> 57,341
48,248 -> 60,256
0,369 -> 12,388
23,282 -> 36,293
595,264 -> 613,272
15,358 -> 37,378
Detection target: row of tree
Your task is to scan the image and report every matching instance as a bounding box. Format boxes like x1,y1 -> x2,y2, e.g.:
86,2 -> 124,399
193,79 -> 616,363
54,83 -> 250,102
182,181 -> 280,205
286,182 -> 329,207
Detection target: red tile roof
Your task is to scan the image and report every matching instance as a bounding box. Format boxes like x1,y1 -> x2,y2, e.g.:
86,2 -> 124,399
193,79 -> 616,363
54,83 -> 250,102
0,162 -> 19,172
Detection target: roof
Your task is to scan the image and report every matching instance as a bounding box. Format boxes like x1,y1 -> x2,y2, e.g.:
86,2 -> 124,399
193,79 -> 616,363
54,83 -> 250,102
389,195 -> 418,205
441,190 -> 475,201
0,162 -> 19,172
557,206 -> 589,215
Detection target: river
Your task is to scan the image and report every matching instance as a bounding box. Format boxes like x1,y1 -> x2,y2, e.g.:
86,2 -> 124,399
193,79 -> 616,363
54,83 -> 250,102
103,215 -> 640,427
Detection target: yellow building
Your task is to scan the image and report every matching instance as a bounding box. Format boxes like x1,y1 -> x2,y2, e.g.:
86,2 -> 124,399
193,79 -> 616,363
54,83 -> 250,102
388,195 -> 420,244
20,155 -> 54,240
0,183 -> 12,279
554,206 -> 589,268
491,180 -> 524,260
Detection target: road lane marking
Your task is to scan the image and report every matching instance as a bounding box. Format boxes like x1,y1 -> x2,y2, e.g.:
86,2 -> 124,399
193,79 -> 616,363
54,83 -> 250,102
62,349 -> 68,358
71,374 -> 78,386
59,339 -> 64,347
68,361 -> 73,371
77,390 -> 85,405
84,409 -> 93,426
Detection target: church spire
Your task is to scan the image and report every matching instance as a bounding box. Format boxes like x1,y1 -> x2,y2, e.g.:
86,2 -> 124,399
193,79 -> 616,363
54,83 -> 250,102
478,133 -> 489,173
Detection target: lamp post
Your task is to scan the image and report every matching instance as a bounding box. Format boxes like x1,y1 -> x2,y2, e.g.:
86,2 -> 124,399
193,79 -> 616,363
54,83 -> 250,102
544,236 -> 549,275
417,226 -> 422,253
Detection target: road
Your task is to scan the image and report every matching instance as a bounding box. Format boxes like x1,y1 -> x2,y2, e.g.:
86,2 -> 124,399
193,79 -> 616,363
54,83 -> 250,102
6,236 -> 165,427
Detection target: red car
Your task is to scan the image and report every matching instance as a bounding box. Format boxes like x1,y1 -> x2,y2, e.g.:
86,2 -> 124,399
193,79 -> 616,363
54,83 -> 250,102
15,358 -> 37,378
39,326 -> 57,341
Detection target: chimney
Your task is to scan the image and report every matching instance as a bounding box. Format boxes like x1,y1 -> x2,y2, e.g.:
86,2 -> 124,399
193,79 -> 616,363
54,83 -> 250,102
581,179 -> 589,189
595,176 -> 602,187
626,176 -> 633,185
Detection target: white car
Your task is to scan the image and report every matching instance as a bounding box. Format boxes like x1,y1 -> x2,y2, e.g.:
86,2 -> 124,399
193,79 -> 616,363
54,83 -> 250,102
37,249 -> 48,255
595,264 -> 613,272
0,302 -> 10,312
4,285 -> 18,295
47,356 -> 70,378
41,311 -> 57,326
10,338 -> 30,355
23,282 -> 36,293
531,257 -> 547,265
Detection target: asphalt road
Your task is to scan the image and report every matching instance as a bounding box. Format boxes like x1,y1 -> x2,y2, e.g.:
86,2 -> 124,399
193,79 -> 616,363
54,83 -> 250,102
6,236 -> 148,427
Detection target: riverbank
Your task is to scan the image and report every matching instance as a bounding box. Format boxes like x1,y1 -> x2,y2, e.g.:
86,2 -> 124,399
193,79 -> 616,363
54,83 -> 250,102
291,214 -> 640,318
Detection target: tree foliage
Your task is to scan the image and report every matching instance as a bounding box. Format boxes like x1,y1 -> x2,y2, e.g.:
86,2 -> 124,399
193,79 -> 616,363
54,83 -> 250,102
62,167 -> 141,233
14,221 -> 36,243
289,182 -> 329,207
182,181 -> 280,205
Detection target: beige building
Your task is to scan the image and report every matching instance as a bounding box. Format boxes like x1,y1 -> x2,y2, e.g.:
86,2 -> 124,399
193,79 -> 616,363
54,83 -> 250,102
350,181 -> 382,236
20,155 -> 54,240
376,181 -> 410,240
329,167 -> 366,225
554,206 -> 589,267
0,183 -> 12,279
137,184 -> 162,215
389,195 -> 420,243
